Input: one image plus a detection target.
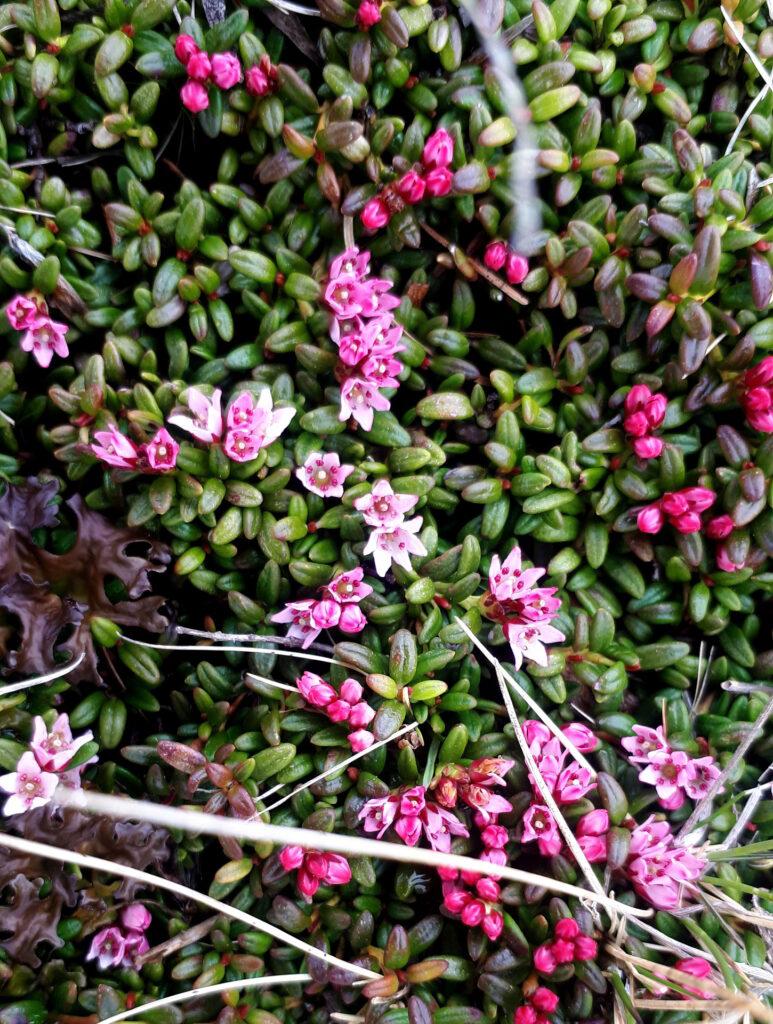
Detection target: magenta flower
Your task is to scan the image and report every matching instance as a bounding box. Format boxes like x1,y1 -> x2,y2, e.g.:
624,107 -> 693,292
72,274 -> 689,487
626,816 -> 706,909
174,34 -> 199,65
359,786 -> 468,851
576,810 -> 609,863
311,597 -> 341,630
484,241 -> 508,271
87,927 -> 127,971
168,387 -> 223,443
673,957 -> 714,998
297,671 -> 337,708
422,127 -> 454,169
361,196 -> 391,230
271,598 -> 322,648
329,248 -> 371,281
223,429 -> 262,462
363,518 -> 427,577
297,451 -> 354,498
521,804 -> 561,856
561,723 -> 598,752
225,389 -> 296,452
638,487 -> 716,535
186,50 -> 211,81
621,724 -> 668,763
554,762 -> 595,804
245,55 -> 277,97
739,356 -> 773,432
348,729 -> 374,752
123,931 -> 150,960
279,846 -> 351,900
91,425 -> 140,470
30,713 -> 93,772
120,904 -> 152,932
354,479 -> 418,527
211,52 -> 241,89
339,376 -> 391,431
180,79 -> 209,112
706,514 -> 734,539
6,294 -> 39,330
396,170 -> 426,204
624,384 -> 667,459
0,751 -> 58,816
682,756 -> 721,800
424,167 -> 454,197
505,251 -> 529,285
20,316 -> 69,367
325,567 -> 372,604
356,0 -> 381,29
338,604 -> 367,633
534,920 -> 598,976
443,876 -> 503,941
143,427 -> 178,472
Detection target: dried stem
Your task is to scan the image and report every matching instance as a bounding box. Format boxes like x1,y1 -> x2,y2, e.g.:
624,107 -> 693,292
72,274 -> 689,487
420,221 -> 529,305
0,652 -> 86,698
134,914 -> 219,966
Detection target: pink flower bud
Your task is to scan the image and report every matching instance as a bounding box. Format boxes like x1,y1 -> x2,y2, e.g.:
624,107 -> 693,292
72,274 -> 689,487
338,604 -> 367,633
245,63 -> 271,97
297,671 -> 336,708
637,502 -> 664,533
174,34 -> 199,65
632,435 -> 664,459
279,845 -> 305,871
444,888 -> 471,913
361,197 -> 391,230
339,679 -> 363,704
396,170 -> 426,204
211,52 -> 242,90
515,1007 -> 538,1024
484,240 -> 508,271
348,701 -> 375,728
551,939 -> 575,964
554,918 -> 579,941
476,877 -> 500,901
561,723 -> 598,752
327,699 -> 353,724
577,809 -> 609,836
675,957 -> 712,979
624,410 -> 650,438
531,988 -> 559,1013
311,598 -> 341,629
120,903 -> 151,932
180,80 -> 209,112
348,729 -> 374,752
482,909 -> 503,940
707,514 -> 734,539
461,900 -> 485,928
186,51 -> 212,81
533,944 -> 557,974
505,251 -> 529,285
672,511 -> 701,534
424,167 -> 454,197
573,935 -> 598,961
422,127 -> 454,169
356,0 -> 382,29
742,355 -> 773,387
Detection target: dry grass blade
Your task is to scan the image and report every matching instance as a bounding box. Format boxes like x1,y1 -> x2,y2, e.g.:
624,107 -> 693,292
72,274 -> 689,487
135,914 -> 219,966
117,633 -> 362,671
0,652 -> 86,697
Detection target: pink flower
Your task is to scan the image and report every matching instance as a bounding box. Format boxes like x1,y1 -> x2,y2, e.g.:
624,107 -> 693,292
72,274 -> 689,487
533,944 -> 557,975
555,763 -> 595,804
363,517 -> 427,576
143,427 -> 178,471
339,376 -> 391,431
348,729 -> 374,752
396,170 -> 426,204
87,927 -> 127,971
225,389 -> 296,452
297,671 -> 337,708
180,79 -> 209,112
211,52 -> 241,89
504,620 -> 566,671
360,350 -> 402,388
30,714 -> 93,772
354,479 -> 418,527
627,818 -> 706,909
484,241 -> 508,271
531,987 -> 559,1014
311,598 -> 342,630
561,723 -> 598,752
673,957 -> 714,998
338,604 -> 367,633
488,545 -> 547,603
637,502 -> 665,533
245,61 -> 271,97
91,425 -> 140,470
739,357 -> 773,432
20,316 -> 69,367
576,809 -> 609,863
279,846 -> 351,901
424,167 -> 454,197
168,387 -> 223,443
505,251 -> 529,285
356,0 -> 381,29
223,429 -> 261,462
521,804 -> 561,856
444,876 -> 503,940
422,128 -> 454,169
0,751 -> 59,816
622,724 -> 668,763
121,904 -> 151,932
325,276 -> 365,319
633,435 -> 664,459
574,935 -> 597,960
272,599 -> 322,649
174,34 -> 199,65
624,385 -> 666,459
707,514 -> 734,539
682,756 -> 721,800
325,567 -> 372,604
359,787 -> 468,851
297,451 -> 354,498
361,197 -> 391,230
6,294 -> 38,330
638,749 -> 690,803
329,248 -> 371,281
357,277 -> 401,319
186,50 -> 212,81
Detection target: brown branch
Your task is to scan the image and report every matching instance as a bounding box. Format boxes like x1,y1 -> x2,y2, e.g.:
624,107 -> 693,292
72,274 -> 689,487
135,914 -> 219,966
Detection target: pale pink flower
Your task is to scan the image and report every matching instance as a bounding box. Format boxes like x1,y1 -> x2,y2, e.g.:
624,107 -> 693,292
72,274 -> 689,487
87,927 -> 127,971
554,763 -> 595,804
422,127 -> 454,169
91,425 -> 140,470
6,294 -> 38,330
279,846 -> 351,901
348,729 -> 374,752
272,599 -> 322,648
504,620 -> 566,670
329,248 -> 370,281
359,793 -> 399,838
629,814 -> 672,856
326,567 -> 372,604
357,277 -> 401,319
638,749 -> 690,803
180,79 -> 209,112
225,389 -> 296,451
339,377 -> 391,430
561,723 -> 598,752
223,429 -> 261,462
488,546 -> 546,602
186,50 -> 211,81
297,671 -> 336,708
0,751 -> 58,816
211,52 -> 241,89
359,787 -> 468,851
621,724 -> 668,763
297,451 -> 354,498
143,427 -> 178,471
168,387 -> 223,443
682,756 -> 721,800
20,316 -> 69,367
354,479 -> 418,527
30,714 -> 93,772
120,904 -> 151,932
363,517 -> 427,576
521,804 -> 561,856
123,931 -> 150,961
310,598 -> 341,630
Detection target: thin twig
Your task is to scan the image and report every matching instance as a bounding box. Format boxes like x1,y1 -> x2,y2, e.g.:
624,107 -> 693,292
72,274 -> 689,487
0,652 -> 85,697
177,625 -> 335,655
420,221 -> 529,305
135,914 -> 219,966
117,634 -> 362,671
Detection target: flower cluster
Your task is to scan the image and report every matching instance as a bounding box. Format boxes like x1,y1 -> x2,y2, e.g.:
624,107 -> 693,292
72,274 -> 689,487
361,129 -> 455,231
431,757 -> 514,824
622,724 -> 720,810
175,35 -> 274,112
86,904 -> 151,971
481,546 -> 565,668
359,784 -> 469,852
514,987 -> 560,1024
91,425 -> 179,472
272,567 -> 370,648
483,241 -> 530,286
6,293 -> 69,368
623,384 -> 667,459
533,918 -> 598,975
637,486 -> 716,535
520,720 -> 598,856
357,479 -> 427,578
169,387 -> 295,462
738,356 -> 773,432
625,815 -> 707,909
324,248 -> 405,432
278,846 -> 351,901
0,713 -> 95,816
441,869 -> 503,941
295,672 -> 375,752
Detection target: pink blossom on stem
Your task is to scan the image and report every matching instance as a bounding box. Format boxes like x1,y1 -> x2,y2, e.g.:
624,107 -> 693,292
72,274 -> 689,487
505,620 -> 566,671
87,927 -> 127,971
91,425 -> 140,470
521,804 -> 561,856
354,479 -> 418,527
297,671 -> 337,708
279,846 -> 351,901
0,751 -> 59,816
338,604 -> 367,633
561,723 -> 598,752
484,241 -> 508,271
223,429 -> 262,463
363,517 -> 427,576
422,128 -> 454,169
120,904 -> 151,932
174,34 -> 199,65
505,251 -> 529,285
329,248 -> 371,281
180,79 -> 209,112
673,957 -> 714,998
707,514 -> 734,539
297,451 -> 354,498
20,316 -> 69,367
6,294 -> 39,330
225,389 -> 296,453
356,0 -> 382,29
621,724 -> 668,763
211,52 -> 242,89
682,756 -> 721,800
30,714 -> 93,772
325,567 -> 372,604
424,167 -> 454,197
311,598 -> 342,630
168,387 -> 223,443
359,786 -> 468,851
576,809 -> 609,863
348,729 -> 374,752
739,356 -> 773,432
554,763 -> 595,804
272,599 -> 322,649
396,170 -> 426,204
638,749 -> 690,804
143,427 -> 178,472
361,197 -> 391,230
339,376 -> 391,431
187,50 -> 211,81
